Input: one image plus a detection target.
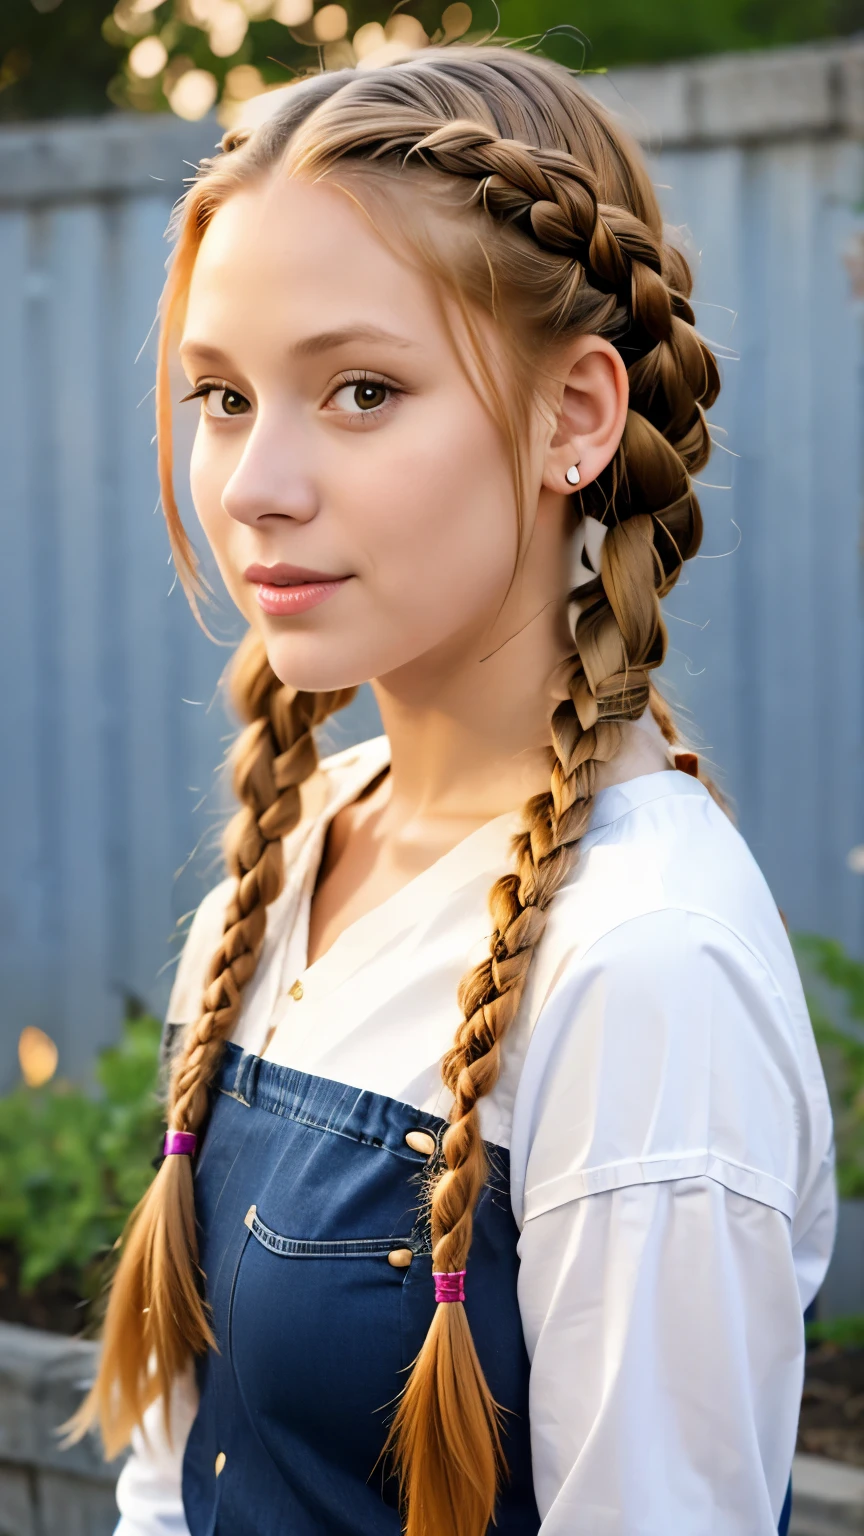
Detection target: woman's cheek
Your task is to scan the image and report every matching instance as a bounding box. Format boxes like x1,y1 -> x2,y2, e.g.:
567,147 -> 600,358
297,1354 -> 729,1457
188,435 -> 252,617
368,501 -> 509,651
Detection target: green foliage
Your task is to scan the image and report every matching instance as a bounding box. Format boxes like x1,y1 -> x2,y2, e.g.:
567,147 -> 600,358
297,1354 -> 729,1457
0,1008 -> 164,1291
794,934 -> 864,1200
806,1313 -> 864,1348
500,0 -> 864,70
0,0 -> 119,122
2,0 -> 863,124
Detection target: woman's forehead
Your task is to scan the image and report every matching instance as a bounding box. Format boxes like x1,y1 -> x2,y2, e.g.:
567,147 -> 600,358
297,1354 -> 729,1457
182,175 -> 498,379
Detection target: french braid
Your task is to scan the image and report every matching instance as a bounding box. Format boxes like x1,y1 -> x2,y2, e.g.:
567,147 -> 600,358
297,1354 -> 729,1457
75,43 -> 723,1528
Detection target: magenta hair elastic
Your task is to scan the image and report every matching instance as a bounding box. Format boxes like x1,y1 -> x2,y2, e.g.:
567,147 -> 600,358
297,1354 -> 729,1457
163,1130 -> 197,1158
433,1270 -> 466,1304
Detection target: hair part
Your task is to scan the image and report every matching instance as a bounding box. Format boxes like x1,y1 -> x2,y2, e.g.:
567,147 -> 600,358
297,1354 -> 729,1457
72,42 -> 721,1533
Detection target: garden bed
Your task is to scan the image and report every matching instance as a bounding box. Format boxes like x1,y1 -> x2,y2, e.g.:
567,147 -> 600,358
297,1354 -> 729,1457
0,1244 -> 89,1338
800,1341 -> 864,1467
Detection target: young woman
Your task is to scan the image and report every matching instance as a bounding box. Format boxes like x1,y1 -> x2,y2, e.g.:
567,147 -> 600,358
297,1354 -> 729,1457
76,40 -> 835,1536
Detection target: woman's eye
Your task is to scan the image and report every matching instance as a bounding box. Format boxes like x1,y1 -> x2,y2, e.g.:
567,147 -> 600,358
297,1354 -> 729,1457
180,375 -> 397,424
328,379 -> 393,419
202,387 -> 250,419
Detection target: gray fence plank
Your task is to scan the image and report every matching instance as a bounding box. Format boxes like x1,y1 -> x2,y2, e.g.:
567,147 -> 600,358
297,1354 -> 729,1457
51,204 -> 114,1069
0,211 -> 44,1053
808,141 -> 864,952
655,135 -> 864,941
654,144 -> 747,798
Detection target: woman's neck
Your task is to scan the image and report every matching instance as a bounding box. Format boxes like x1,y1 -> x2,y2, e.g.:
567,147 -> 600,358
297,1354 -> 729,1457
369,673 -> 672,844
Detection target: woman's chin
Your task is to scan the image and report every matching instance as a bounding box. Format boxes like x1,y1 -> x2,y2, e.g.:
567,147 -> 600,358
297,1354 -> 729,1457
255,614 -> 457,697
261,636 -> 377,696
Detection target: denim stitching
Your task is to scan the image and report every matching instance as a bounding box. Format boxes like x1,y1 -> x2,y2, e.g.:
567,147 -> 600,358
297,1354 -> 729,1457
214,1045 -> 506,1163
249,1209 -> 413,1258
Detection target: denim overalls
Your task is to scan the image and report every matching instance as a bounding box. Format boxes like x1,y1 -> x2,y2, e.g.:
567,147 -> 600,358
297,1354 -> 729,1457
182,1042 -> 539,1534
180,1041 -> 794,1536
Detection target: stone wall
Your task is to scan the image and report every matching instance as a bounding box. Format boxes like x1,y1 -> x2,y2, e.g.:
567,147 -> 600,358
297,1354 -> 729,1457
0,1324 -> 123,1536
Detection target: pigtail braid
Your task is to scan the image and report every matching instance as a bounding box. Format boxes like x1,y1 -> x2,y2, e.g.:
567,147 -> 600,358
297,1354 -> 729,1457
70,631 -> 354,1457
381,529 -> 661,1536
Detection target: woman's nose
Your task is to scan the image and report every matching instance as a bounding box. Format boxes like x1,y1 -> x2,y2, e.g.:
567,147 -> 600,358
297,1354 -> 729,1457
221,420 -> 319,527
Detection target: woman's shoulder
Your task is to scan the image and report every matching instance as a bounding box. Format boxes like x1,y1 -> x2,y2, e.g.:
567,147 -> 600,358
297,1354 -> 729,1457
529,771 -> 817,1098
543,769 -> 794,994
506,771 -> 834,1228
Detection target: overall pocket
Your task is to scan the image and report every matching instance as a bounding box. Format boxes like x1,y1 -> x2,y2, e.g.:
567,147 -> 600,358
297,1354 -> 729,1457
225,1197 -> 420,1495
244,1204 -> 416,1261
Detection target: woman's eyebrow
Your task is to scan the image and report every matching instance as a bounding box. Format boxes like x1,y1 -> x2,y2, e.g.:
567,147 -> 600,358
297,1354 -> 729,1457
291,323 -> 420,358
179,324 -> 420,368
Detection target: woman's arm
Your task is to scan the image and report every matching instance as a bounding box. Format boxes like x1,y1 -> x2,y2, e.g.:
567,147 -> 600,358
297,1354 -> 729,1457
510,904 -> 837,1534
518,1176 -> 802,1534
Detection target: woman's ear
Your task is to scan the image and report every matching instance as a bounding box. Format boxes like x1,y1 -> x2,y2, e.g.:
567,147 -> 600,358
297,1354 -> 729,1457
541,334 -> 629,495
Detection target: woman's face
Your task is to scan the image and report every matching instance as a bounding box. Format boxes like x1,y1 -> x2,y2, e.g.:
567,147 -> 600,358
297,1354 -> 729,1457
180,172 -> 560,694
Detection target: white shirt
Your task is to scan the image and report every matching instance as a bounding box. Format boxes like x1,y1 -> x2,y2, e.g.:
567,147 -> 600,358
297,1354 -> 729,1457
115,734 -> 836,1536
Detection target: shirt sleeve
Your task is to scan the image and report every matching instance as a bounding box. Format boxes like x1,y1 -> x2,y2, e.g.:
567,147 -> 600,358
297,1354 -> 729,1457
113,1364 -> 198,1536
508,904 -> 837,1533
517,1177 -> 803,1534
509,907 -> 834,1242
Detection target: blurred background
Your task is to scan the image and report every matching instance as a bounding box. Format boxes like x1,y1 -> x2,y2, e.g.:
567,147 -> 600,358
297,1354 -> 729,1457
1,2 -> 864,1529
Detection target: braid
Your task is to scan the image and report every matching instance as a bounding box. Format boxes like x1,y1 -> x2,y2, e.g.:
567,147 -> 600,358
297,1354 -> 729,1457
71,631 -> 354,1456
168,633 -> 352,1134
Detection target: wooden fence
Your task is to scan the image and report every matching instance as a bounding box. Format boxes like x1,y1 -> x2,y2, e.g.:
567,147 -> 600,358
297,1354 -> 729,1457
1,39 -> 862,1085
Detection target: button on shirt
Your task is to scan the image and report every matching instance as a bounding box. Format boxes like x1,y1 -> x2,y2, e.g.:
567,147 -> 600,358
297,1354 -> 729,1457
115,735 -> 836,1536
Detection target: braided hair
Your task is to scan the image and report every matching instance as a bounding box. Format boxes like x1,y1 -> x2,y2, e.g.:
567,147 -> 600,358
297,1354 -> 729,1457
74,42 -> 720,1532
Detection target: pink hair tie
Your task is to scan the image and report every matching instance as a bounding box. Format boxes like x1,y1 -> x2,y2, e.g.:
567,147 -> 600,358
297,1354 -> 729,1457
163,1130 -> 197,1157
434,1269 -> 466,1304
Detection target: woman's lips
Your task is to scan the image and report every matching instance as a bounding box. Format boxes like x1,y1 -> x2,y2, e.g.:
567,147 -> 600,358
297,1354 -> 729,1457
254,579 -> 347,616
243,563 -> 350,617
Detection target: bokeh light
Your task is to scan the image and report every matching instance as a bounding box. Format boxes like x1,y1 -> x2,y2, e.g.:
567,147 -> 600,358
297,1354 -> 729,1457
353,22 -> 386,59
18,1027 -> 59,1089
128,36 -> 169,78
271,0 -> 314,25
225,63 -> 265,99
386,14 -> 428,46
441,3 -> 472,40
208,0 -> 249,55
168,67 -> 219,119
312,5 -> 348,42
112,0 -> 154,36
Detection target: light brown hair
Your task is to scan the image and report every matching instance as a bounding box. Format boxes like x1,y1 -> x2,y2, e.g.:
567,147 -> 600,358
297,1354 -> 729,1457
71,41 -> 720,1535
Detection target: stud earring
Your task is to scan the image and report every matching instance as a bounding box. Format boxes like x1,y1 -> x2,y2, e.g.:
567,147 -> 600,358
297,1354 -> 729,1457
565,463 -> 581,486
